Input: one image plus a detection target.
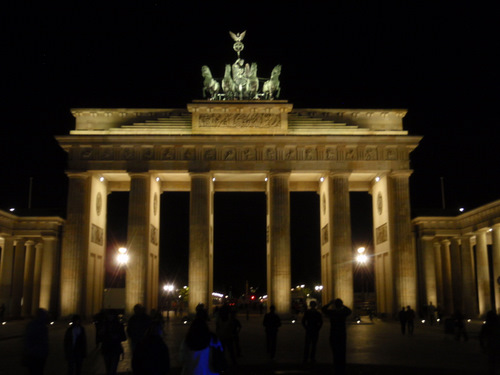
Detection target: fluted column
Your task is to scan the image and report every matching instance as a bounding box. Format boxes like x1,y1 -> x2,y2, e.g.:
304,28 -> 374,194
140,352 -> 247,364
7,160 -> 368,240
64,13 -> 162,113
450,238 -> 462,313
492,224 -> 500,314
421,236 -> 437,307
460,236 -> 477,316
126,173 -> 151,314
433,241 -> 444,309
39,236 -> 59,315
11,240 -> 26,317
0,237 -> 15,316
31,242 -> 43,316
440,239 -> 453,315
388,171 -> 417,311
188,172 -> 213,314
60,173 -> 90,317
22,241 -> 36,316
476,229 -> 491,316
329,172 -> 353,309
267,172 -> 291,316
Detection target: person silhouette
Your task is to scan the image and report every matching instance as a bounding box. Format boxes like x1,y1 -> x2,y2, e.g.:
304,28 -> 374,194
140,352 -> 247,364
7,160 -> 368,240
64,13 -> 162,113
64,314 -> 87,375
322,299 -> 352,375
263,305 -> 281,360
302,300 -> 323,363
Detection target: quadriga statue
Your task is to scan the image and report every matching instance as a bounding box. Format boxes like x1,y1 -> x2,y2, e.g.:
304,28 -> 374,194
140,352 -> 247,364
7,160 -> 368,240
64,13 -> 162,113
222,64 -> 237,100
263,64 -> 281,100
201,65 -> 220,100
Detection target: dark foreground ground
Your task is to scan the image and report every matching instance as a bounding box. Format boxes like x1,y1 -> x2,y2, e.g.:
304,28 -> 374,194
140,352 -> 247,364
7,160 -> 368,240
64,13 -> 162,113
0,313 -> 490,374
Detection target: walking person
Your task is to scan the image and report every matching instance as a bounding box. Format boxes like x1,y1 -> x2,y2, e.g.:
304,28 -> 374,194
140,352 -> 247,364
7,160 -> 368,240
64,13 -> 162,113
215,304 -> 237,366
322,299 -> 352,375
453,310 -> 468,341
23,308 -> 49,375
127,304 -> 152,352
179,317 -> 225,375
406,305 -> 415,335
428,302 -> 436,325
64,314 -> 87,375
398,306 -> 407,335
101,311 -> 127,375
302,300 -> 323,364
263,305 -> 281,360
132,322 -> 170,375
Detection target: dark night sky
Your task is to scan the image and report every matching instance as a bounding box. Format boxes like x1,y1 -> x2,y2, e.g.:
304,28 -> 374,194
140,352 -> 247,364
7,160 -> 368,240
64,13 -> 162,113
1,2 -> 498,296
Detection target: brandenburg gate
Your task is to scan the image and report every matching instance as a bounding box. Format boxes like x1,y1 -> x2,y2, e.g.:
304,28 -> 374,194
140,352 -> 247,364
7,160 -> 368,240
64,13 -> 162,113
56,101 -> 421,318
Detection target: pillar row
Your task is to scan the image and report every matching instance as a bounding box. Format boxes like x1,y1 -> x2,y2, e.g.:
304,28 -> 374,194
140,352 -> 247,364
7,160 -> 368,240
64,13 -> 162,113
492,224 -> 500,314
440,239 -> 453,315
460,236 -> 477,316
421,236 -> 437,307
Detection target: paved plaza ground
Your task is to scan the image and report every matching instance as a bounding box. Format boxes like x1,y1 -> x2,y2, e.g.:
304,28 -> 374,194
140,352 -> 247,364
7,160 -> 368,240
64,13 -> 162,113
0,313 -> 491,375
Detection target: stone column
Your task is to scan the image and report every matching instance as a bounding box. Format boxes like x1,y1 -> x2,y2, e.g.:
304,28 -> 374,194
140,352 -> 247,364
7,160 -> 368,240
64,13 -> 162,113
329,172 -> 353,309
0,237 -> 15,316
450,238 -> 463,313
60,173 -> 90,317
421,236 -> 437,307
388,171 -> 417,311
188,172 -> 213,314
22,240 -> 36,316
126,173 -> 151,314
492,224 -> 500,314
11,240 -> 26,317
31,242 -> 44,316
476,229 -> 492,316
433,241 -> 444,309
39,236 -> 59,315
267,172 -> 291,316
440,239 -> 453,315
460,236 -> 478,317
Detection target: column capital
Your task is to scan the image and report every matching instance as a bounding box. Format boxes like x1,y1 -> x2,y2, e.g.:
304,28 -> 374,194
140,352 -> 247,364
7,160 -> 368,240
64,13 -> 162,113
268,170 -> 291,178
328,171 -> 351,178
389,170 -> 413,178
491,223 -> 500,230
25,240 -> 35,246
476,227 -> 490,234
441,239 -> 451,246
128,172 -> 150,179
66,172 -> 90,179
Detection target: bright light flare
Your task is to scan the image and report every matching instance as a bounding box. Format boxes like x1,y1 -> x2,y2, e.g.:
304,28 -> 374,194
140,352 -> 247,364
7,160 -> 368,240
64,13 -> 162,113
163,284 -> 174,292
356,254 -> 368,264
117,253 -> 129,265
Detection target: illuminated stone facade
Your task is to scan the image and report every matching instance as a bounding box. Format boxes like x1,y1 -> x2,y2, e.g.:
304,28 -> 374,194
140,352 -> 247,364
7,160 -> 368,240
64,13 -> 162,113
57,101 -> 420,318
0,210 -> 63,318
413,200 -> 500,317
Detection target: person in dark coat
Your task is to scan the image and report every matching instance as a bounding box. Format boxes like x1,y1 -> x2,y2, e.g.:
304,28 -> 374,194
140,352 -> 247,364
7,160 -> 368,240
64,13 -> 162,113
23,308 -> 49,375
406,305 -> 415,335
127,304 -> 152,352
101,311 -> 127,375
302,300 -> 323,363
132,322 -> 170,375
64,314 -> 87,375
398,306 -> 407,335
322,299 -> 352,375
263,305 -> 281,360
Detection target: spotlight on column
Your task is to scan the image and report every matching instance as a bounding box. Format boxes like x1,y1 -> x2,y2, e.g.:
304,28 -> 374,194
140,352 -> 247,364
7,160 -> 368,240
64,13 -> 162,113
9,208 -> 15,212
375,176 -> 380,182
459,207 -> 465,212
156,177 -> 160,182
320,177 -> 324,182
99,177 -> 105,182
212,177 -> 216,182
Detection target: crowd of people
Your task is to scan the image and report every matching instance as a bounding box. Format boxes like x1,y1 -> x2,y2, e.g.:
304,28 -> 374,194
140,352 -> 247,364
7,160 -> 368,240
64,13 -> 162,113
22,300 -> 500,375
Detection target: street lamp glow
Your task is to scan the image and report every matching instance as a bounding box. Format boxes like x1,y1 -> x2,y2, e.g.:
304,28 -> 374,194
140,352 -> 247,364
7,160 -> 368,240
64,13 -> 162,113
117,253 -> 129,265
356,254 -> 368,264
163,284 -> 174,292
118,247 -> 127,254
357,247 -> 366,254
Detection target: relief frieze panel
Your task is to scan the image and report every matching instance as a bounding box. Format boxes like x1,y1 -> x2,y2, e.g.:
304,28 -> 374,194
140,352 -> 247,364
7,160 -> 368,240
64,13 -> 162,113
364,147 -> 377,160
325,147 -> 338,160
141,147 -> 155,160
203,147 -> 216,161
284,146 -> 297,160
99,147 -> 114,160
385,147 -> 398,160
121,147 -> 136,160
198,113 -> 281,128
81,147 -> 94,160
91,223 -> 104,245
222,147 -> 236,161
264,146 -> 277,160
345,147 -> 358,160
240,147 -> 256,161
161,147 -> 176,160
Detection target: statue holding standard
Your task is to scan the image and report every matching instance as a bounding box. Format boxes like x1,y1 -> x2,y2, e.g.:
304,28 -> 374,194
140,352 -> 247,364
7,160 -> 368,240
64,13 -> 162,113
222,64 -> 237,100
